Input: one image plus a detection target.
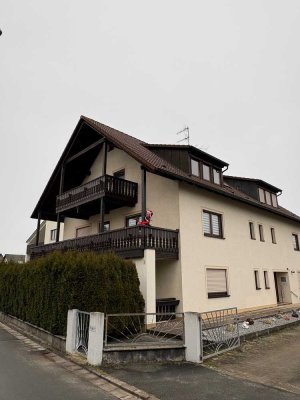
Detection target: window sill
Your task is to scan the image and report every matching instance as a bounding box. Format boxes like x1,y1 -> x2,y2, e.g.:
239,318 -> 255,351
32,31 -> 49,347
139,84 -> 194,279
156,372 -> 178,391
204,234 -> 225,240
256,288 -> 262,290
265,287 -> 270,290
208,293 -> 230,299
294,249 -> 300,252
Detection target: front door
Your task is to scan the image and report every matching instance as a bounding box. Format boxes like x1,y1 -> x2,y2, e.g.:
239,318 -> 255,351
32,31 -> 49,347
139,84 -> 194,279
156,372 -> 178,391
274,272 -> 292,304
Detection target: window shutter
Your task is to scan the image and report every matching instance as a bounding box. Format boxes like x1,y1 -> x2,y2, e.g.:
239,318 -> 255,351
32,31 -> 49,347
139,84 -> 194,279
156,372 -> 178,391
207,269 -> 227,293
202,212 -> 211,234
211,214 -> 220,236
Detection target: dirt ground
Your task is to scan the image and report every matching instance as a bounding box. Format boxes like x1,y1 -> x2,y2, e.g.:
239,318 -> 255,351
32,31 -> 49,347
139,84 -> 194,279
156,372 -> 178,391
206,325 -> 300,395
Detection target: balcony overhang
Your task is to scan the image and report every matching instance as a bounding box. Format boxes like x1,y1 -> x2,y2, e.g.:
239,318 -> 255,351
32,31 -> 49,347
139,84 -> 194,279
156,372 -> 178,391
56,175 -> 138,218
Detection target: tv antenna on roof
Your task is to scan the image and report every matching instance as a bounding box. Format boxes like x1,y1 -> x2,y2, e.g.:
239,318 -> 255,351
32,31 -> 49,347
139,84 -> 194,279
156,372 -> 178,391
176,126 -> 190,145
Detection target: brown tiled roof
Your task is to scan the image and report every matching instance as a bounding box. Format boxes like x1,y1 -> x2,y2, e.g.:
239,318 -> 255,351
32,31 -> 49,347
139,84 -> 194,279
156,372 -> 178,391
82,116 -> 300,224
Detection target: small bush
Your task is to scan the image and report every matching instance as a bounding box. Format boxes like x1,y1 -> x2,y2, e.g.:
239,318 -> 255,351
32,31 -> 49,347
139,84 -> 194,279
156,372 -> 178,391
0,251 -> 144,336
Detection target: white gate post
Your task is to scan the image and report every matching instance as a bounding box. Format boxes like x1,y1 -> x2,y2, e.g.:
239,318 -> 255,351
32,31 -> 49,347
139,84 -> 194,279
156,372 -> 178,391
184,312 -> 202,363
87,312 -> 104,366
66,309 -> 78,354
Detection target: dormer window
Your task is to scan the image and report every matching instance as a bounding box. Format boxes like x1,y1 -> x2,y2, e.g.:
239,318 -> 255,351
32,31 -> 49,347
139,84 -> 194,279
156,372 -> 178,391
271,193 -> 278,207
258,187 -> 278,208
191,158 -> 221,186
213,169 -> 221,185
191,159 -> 199,176
203,164 -> 210,181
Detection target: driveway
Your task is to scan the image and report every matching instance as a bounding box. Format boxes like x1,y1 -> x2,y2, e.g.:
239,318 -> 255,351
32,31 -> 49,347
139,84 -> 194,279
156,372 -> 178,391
207,324 -> 300,395
102,326 -> 300,400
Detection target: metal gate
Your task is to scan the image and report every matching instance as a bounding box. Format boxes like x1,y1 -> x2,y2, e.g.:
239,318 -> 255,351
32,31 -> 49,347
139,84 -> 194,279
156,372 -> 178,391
75,311 -> 90,355
199,307 -> 240,361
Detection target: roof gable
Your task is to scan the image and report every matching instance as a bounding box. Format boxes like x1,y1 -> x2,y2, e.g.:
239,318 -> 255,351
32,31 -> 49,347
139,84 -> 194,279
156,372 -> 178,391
31,116 -> 300,224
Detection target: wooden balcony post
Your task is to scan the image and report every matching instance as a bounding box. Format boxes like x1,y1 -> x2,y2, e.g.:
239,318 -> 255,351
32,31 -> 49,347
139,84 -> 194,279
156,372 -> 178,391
141,167 -> 147,219
56,165 -> 65,242
99,141 -> 107,233
102,141 -> 107,176
35,211 -> 41,246
99,198 -> 105,233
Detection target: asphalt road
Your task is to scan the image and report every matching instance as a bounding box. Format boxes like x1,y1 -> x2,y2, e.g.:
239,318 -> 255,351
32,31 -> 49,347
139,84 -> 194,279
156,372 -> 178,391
0,325 -> 114,400
103,362 -> 300,400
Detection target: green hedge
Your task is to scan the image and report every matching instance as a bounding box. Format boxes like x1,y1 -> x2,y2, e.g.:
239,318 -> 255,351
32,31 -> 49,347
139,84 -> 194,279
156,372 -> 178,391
0,251 -> 144,336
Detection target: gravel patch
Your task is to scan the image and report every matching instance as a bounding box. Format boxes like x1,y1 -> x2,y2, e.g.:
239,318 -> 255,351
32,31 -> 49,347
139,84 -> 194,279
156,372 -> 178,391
238,310 -> 300,337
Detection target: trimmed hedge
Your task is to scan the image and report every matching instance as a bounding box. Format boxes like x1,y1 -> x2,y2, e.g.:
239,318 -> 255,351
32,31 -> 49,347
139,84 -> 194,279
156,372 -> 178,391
0,251 -> 144,336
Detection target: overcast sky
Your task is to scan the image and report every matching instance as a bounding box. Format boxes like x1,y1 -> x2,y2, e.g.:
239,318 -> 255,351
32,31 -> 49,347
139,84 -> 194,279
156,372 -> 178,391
1,1 -> 300,254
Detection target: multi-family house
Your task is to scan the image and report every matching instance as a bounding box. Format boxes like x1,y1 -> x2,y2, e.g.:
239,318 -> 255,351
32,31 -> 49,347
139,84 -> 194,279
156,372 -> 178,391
28,116 -> 300,314
2,254 -> 25,263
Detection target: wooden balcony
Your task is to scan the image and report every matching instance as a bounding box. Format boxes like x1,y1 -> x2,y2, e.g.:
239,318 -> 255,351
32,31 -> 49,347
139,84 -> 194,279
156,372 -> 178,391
28,226 -> 179,260
56,175 -> 138,216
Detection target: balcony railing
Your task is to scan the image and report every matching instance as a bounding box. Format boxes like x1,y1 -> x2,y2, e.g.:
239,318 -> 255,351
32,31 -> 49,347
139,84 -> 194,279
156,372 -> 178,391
28,226 -> 179,260
56,175 -> 138,213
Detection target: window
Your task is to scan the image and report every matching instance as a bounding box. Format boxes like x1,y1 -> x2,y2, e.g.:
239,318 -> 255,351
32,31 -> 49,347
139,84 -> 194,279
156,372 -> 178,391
265,191 -> 272,205
202,164 -> 210,181
258,224 -> 264,242
50,229 -> 57,241
99,221 -> 110,232
191,159 -> 199,176
292,234 -> 300,251
271,194 -> 278,208
203,211 -> 223,238
126,214 -> 141,227
76,226 -> 90,238
258,188 -> 265,203
113,169 -> 125,179
264,271 -> 270,289
190,158 -> 221,186
207,268 -> 228,298
249,222 -> 256,240
271,227 -> 276,244
213,169 -> 221,185
254,270 -> 261,290
258,188 -> 278,208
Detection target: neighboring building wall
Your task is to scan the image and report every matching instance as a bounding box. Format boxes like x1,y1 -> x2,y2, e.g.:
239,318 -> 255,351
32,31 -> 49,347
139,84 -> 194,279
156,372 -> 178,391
178,182 -> 300,312
44,221 -> 64,244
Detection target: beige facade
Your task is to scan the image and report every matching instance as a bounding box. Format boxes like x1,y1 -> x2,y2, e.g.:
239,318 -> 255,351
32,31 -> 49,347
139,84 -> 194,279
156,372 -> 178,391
61,145 -> 300,314
178,183 -> 300,312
